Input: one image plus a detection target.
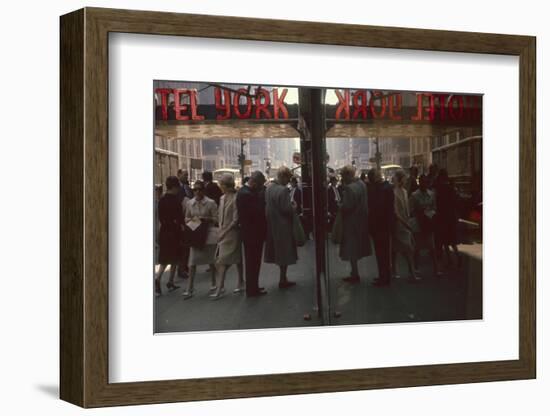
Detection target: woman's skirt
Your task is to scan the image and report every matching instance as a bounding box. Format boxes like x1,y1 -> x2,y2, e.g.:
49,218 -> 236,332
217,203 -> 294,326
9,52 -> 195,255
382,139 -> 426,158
189,244 -> 217,266
158,229 -> 182,265
414,231 -> 435,250
216,233 -> 242,265
392,224 -> 413,253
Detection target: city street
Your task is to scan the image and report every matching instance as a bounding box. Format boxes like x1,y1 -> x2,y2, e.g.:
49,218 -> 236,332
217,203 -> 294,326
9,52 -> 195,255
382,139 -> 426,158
154,241 -> 482,333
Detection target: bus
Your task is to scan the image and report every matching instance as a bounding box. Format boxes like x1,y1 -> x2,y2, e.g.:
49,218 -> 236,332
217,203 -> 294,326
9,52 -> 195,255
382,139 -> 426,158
432,136 -> 483,240
213,168 -> 242,188
380,164 -> 403,181
431,136 -> 482,195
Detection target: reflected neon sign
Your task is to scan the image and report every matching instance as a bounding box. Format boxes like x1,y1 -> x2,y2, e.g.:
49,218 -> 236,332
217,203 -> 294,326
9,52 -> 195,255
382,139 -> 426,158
155,87 -> 481,122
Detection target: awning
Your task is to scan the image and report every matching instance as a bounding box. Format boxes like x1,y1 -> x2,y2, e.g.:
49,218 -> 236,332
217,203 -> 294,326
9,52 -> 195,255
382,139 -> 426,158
155,118 -> 478,140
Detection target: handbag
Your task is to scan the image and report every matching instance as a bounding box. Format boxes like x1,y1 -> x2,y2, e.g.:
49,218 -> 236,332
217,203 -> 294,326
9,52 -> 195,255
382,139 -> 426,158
292,212 -> 306,247
331,210 -> 343,244
418,209 -> 436,232
185,221 -> 208,249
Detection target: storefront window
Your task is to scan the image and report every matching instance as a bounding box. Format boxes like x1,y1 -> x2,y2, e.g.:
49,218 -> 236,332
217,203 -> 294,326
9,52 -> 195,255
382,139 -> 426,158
153,81 -> 483,333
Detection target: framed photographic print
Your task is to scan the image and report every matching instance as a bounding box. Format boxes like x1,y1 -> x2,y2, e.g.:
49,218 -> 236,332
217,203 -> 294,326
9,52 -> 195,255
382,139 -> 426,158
60,7 -> 536,408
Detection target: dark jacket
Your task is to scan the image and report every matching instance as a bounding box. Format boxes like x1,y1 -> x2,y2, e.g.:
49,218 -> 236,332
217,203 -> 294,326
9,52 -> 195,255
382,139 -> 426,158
204,181 -> 223,205
367,180 -> 395,234
236,185 -> 267,243
290,186 -> 302,215
178,181 -> 193,202
157,193 -> 184,264
327,185 -> 339,220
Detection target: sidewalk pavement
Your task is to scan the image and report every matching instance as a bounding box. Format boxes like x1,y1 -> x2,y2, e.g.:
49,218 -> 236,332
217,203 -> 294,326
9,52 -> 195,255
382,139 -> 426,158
155,241 -> 482,333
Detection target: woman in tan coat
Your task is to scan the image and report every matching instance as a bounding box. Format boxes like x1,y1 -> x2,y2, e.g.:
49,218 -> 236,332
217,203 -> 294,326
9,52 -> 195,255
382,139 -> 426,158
391,170 -> 419,281
210,174 -> 244,299
182,180 -> 218,299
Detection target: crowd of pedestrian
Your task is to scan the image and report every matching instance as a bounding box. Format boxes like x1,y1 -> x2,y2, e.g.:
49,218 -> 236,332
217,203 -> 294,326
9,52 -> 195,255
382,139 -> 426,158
154,167 -> 303,300
328,163 -> 463,287
154,163 -> 465,300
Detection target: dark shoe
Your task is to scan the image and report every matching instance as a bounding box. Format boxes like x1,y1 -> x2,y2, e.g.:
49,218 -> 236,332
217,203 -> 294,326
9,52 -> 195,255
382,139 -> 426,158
247,289 -> 267,297
279,281 -> 296,289
407,275 -> 422,283
371,279 -> 390,287
342,276 -> 360,284
166,281 -> 180,292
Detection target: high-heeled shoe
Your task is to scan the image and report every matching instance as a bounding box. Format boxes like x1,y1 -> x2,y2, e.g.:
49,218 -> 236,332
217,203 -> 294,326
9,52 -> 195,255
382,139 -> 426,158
209,288 -> 225,300
407,274 -> 422,283
279,280 -> 297,289
166,281 -> 180,292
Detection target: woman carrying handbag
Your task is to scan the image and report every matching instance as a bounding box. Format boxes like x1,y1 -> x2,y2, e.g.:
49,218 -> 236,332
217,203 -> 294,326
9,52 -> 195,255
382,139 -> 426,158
182,180 -> 219,299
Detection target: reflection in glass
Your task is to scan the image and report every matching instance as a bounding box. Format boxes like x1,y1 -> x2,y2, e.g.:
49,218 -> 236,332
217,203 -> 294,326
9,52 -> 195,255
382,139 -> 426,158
153,82 -> 483,333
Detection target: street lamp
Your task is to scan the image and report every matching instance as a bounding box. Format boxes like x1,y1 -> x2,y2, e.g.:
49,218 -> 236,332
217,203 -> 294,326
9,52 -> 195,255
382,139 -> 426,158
374,137 -> 382,170
264,158 -> 271,176
238,138 -> 246,180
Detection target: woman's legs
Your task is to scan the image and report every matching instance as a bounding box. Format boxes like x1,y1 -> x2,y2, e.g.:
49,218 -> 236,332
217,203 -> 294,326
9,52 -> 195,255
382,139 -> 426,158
168,263 -> 177,282
166,262 -> 179,291
405,250 -> 419,280
216,265 -> 227,290
212,264 -> 228,298
392,249 -> 418,281
342,259 -> 360,283
155,264 -> 166,282
215,263 -> 245,294
350,260 -> 359,278
278,265 -> 296,288
209,264 -> 216,289
183,265 -> 196,298
442,243 -> 461,270
236,263 -> 244,290
154,264 -> 167,295
279,265 -> 288,283
391,251 -> 399,278
184,262 -> 224,298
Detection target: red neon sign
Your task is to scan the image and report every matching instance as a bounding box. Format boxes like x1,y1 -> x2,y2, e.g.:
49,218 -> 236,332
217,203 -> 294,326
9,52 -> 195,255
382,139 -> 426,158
156,87 -> 289,121
155,87 -> 480,123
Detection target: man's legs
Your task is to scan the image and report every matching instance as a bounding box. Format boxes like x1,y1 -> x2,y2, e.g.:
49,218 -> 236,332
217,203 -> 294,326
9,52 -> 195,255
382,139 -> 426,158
244,240 -> 264,295
373,230 -> 391,285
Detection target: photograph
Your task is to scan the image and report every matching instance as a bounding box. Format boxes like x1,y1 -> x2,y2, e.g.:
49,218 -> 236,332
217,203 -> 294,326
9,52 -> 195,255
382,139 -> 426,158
152,81 -> 483,333
29,0 -> 539,410
0,0 -> 545,411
